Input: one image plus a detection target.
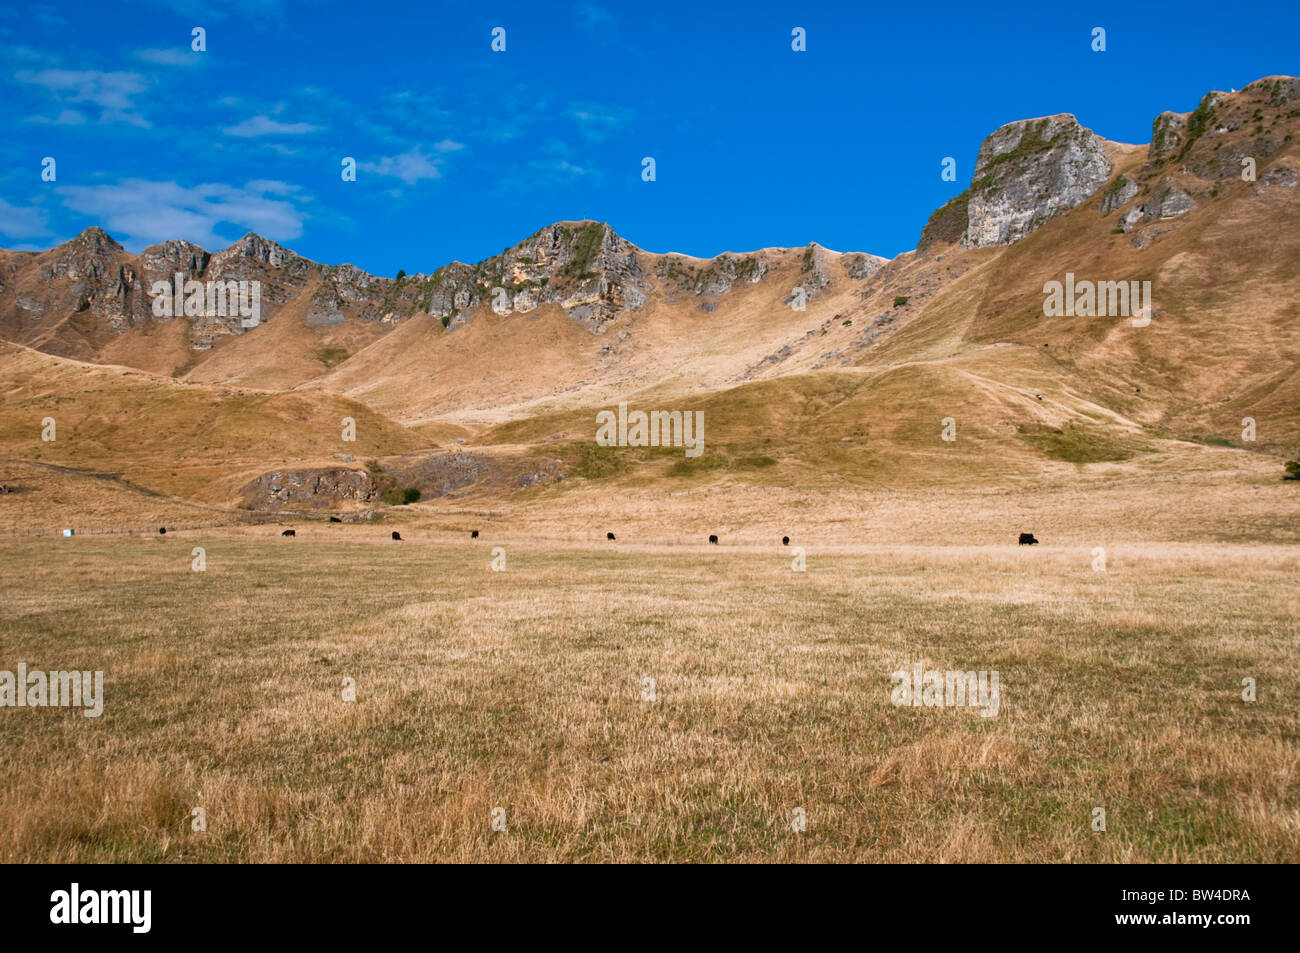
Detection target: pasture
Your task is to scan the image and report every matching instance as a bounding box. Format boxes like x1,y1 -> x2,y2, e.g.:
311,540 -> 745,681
1,528 -> 1296,862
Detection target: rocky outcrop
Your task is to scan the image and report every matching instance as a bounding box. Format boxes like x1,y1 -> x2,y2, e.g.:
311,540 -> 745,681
1142,178 -> 1197,221
965,115 -> 1112,247
783,243 -> 834,306
920,114 -> 1112,250
240,467 -> 375,511
1099,175 -> 1139,214
844,252 -> 888,280
1150,110 -> 1189,163
1261,165 -> 1299,189
417,222 -> 653,332
140,239 -> 210,282
309,263 -> 388,326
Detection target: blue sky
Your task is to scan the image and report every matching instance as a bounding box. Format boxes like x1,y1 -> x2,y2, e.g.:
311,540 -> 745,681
3,0 -> 1296,275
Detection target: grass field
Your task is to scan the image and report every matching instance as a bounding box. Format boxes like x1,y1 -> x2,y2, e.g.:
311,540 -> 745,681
2,529 -> 1297,862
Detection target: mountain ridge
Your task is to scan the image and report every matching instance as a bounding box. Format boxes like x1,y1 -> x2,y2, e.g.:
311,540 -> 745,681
1,75 -> 1297,515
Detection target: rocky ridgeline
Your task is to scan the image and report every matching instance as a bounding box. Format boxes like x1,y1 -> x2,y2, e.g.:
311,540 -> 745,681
238,450 -> 568,511
1107,77 -> 1300,245
412,222 -> 653,332
8,227 -> 429,350
5,215 -> 903,361
919,114 -> 1113,251
921,75 -> 1300,253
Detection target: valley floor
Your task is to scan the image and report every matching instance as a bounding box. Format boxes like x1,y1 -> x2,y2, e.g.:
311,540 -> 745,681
1,505 -> 1297,861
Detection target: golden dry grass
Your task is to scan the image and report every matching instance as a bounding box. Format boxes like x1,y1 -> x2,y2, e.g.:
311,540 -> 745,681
2,518 -> 1296,863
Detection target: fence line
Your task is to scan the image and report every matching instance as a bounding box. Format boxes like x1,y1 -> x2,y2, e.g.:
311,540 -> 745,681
0,514 -> 304,538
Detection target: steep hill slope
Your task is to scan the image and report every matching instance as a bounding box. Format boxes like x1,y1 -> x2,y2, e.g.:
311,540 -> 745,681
1,76 -> 1296,520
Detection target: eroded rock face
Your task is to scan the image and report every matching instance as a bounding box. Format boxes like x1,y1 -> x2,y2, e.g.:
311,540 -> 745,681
962,115 -> 1113,248
919,114 -> 1112,251
1099,176 -> 1140,214
140,240 -> 210,282
1142,179 -> 1198,221
1261,165 -> 1300,188
1150,110 -> 1190,163
240,467 -> 375,511
422,222 -> 653,332
783,243 -> 834,306
845,252 -> 888,280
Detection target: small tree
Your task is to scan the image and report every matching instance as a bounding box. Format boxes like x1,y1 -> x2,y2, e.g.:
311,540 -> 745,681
1285,460 -> 1300,481
893,295 -> 910,308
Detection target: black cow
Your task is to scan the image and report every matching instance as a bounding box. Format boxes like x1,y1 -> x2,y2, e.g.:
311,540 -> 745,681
471,530 -> 479,539
607,532 -> 616,540
1018,533 -> 1038,545
708,534 -> 719,545
782,536 -> 790,546
329,516 -> 342,523
158,527 -> 166,535
392,531 -> 403,541
281,529 -> 296,537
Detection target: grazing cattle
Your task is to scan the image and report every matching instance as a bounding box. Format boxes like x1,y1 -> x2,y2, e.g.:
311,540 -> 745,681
1035,394 -> 1043,401
471,530 -> 479,539
329,516 -> 342,523
782,536 -> 790,546
159,527 -> 166,535
281,529 -> 296,537
1018,533 -> 1038,545
708,534 -> 719,545
392,531 -> 403,541
607,532 -> 616,540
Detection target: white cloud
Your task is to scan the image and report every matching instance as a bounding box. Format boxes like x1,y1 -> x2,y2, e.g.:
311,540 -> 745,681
135,48 -> 199,67
223,114 -> 320,137
569,102 -> 633,141
28,108 -> 87,126
0,198 -> 52,241
57,178 -> 307,251
359,145 -> 455,185
528,158 -> 588,178
16,68 -> 150,127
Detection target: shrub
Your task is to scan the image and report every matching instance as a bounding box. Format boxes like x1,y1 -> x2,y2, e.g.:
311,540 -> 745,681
893,296 -> 910,308
381,487 -> 421,506
1285,461 -> 1300,481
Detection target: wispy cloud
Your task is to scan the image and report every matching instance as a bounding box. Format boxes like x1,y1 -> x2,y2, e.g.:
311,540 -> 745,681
133,0 -> 287,22
359,142 -> 464,185
577,3 -> 615,33
135,47 -> 200,67
223,114 -> 321,137
57,178 -> 308,250
29,109 -> 87,126
569,102 -> 633,141
32,5 -> 68,28
0,198 -> 52,241
16,68 -> 150,127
